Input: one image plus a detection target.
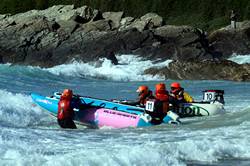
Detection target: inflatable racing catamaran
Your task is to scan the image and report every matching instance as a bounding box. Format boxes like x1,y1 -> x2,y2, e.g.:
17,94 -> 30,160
31,89 -> 225,128
31,92 -> 180,128
172,90 -> 225,117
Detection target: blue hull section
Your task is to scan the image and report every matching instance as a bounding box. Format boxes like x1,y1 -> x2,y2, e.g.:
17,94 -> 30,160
31,93 -> 58,115
53,92 -> 144,114
79,97 -> 144,114
31,93 -> 180,128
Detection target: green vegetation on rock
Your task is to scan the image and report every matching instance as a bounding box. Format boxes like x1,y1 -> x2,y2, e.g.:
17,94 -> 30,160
0,0 -> 249,31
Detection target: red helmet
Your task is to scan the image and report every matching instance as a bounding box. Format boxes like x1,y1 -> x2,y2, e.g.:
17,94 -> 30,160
171,82 -> 181,94
136,85 -> 149,98
155,83 -> 166,94
62,89 -> 73,99
171,82 -> 181,89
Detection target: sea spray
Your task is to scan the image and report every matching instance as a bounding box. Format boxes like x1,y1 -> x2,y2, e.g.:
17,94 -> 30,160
0,89 -> 51,127
228,54 -> 250,64
46,54 -> 172,81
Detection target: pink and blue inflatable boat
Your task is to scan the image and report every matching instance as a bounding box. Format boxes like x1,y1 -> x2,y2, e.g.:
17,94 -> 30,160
31,92 -> 180,128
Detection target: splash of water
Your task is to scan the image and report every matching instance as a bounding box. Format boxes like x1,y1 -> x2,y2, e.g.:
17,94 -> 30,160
0,89 -> 51,128
46,54 -> 172,81
228,54 -> 250,64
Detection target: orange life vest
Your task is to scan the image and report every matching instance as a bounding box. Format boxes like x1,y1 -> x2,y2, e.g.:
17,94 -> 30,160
57,97 -> 74,120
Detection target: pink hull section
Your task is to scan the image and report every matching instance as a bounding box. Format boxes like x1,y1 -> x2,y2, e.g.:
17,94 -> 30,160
95,108 -> 140,128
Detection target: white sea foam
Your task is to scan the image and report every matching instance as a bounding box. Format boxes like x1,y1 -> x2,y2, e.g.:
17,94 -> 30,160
46,54 -> 172,81
1,124 -> 250,166
0,89 -> 50,127
228,54 -> 250,64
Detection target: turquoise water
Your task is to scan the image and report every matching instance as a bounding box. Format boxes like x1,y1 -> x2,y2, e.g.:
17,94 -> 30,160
0,56 -> 250,165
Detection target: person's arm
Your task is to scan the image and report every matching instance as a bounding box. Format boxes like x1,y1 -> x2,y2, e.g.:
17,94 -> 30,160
121,100 -> 140,106
183,92 -> 194,103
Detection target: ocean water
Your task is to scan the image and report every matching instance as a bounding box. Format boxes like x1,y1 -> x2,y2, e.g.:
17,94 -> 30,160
0,54 -> 250,166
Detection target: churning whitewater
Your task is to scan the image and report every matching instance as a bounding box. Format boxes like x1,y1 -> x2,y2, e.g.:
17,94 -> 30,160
0,54 -> 250,165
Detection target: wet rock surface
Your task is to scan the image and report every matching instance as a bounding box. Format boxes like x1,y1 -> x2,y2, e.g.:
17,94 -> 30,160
0,5 -> 249,81
145,60 -> 250,81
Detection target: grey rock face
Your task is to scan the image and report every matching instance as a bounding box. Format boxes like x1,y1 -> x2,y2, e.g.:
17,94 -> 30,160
140,13 -> 163,28
0,5 -> 250,81
145,60 -> 250,81
209,20 -> 250,57
102,11 -> 124,30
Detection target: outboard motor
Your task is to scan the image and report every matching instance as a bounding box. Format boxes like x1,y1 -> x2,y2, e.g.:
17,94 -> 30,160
203,90 -> 225,104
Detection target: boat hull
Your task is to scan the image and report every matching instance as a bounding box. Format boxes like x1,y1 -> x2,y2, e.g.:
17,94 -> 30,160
31,93 -> 178,128
172,102 -> 225,117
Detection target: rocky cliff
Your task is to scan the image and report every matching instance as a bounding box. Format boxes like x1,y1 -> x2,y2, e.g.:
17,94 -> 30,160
0,5 -> 249,81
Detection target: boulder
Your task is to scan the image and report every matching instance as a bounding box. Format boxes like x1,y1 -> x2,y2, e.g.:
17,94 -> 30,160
91,9 -> 103,21
102,11 -> 124,29
41,5 -> 75,21
119,17 -> 135,31
125,19 -> 148,32
140,13 -> 163,28
209,20 -> 250,58
77,6 -> 94,21
144,60 -> 250,81
79,20 -> 111,33
153,25 -> 194,38
0,14 -> 9,21
57,20 -> 79,35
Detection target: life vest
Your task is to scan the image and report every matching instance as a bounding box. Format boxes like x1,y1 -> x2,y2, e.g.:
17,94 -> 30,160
57,97 -> 74,120
145,98 -> 168,120
170,88 -> 185,102
155,90 -> 169,113
170,88 -> 194,103
139,90 -> 155,106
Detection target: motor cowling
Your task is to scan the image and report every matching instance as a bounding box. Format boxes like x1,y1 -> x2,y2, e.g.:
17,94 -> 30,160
203,90 -> 225,104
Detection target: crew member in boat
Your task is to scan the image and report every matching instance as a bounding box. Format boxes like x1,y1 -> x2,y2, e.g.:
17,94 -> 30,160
57,89 -> 77,129
144,83 -> 169,125
155,83 -> 169,114
169,82 -> 194,105
154,83 -> 169,123
121,85 -> 155,107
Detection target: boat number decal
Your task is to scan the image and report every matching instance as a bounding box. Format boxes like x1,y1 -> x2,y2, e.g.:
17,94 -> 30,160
204,92 -> 215,101
145,101 -> 154,112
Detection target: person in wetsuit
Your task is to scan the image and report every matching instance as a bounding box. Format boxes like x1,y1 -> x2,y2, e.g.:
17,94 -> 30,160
57,89 -> 78,129
121,85 -> 155,107
170,82 -> 194,103
169,82 -> 194,107
144,83 -> 169,125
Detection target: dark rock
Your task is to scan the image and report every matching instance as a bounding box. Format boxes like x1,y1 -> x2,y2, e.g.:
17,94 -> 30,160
119,17 -> 134,31
0,5 -> 249,81
144,60 -> 250,81
51,21 -> 61,31
102,11 -> 124,30
79,20 -> 111,33
91,9 -> 103,21
57,20 -> 79,35
73,15 -> 88,24
209,20 -> 250,57
106,51 -> 118,65
140,13 -> 163,28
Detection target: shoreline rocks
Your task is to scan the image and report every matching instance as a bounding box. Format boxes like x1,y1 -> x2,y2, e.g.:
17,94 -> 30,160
145,60 -> 250,81
0,5 -> 249,81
